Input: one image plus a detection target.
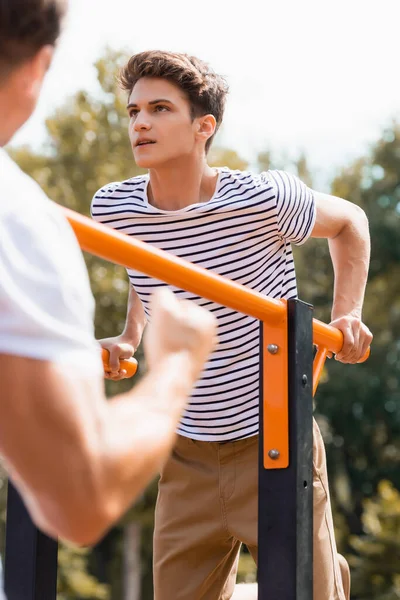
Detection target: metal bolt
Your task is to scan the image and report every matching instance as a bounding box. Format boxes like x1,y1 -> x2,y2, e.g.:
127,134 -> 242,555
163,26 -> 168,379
267,344 -> 279,355
302,374 -> 308,386
268,449 -> 280,460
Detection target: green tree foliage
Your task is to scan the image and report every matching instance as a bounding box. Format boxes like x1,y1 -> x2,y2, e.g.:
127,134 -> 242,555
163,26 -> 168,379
349,480 -> 400,599
57,544 -> 110,600
290,126 -> 400,594
305,125 -> 400,515
209,147 -> 248,171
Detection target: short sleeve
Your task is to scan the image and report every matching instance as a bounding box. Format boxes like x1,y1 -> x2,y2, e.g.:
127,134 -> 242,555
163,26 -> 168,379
265,170 -> 316,245
0,202 -> 102,376
90,181 -> 121,223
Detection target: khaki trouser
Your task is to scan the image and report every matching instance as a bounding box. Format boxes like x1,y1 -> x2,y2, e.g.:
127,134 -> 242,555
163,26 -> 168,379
154,419 -> 350,600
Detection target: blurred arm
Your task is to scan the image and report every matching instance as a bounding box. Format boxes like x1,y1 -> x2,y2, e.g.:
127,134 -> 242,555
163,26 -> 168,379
0,291 -> 216,546
0,354 -> 192,545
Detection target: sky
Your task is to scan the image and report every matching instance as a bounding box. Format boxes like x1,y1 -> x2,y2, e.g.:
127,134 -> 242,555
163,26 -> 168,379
11,0 -> 400,188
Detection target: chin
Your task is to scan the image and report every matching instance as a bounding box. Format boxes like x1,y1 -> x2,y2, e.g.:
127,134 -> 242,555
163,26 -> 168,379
133,150 -> 172,170
135,152 -> 191,170
134,156 -> 159,169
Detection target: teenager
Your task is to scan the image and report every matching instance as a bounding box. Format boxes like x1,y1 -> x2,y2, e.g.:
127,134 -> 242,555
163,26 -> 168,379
93,50 -> 372,600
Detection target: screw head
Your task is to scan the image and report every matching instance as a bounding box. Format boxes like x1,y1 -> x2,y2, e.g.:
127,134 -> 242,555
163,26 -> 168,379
268,449 -> 280,460
267,344 -> 279,355
302,374 -> 308,386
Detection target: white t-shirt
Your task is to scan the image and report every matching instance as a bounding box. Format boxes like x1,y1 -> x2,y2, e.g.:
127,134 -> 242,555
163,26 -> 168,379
0,148 -> 102,373
0,149 -> 102,597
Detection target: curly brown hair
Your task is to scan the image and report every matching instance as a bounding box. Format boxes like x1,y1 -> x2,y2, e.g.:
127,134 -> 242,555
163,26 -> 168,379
0,0 -> 66,76
119,50 -> 229,153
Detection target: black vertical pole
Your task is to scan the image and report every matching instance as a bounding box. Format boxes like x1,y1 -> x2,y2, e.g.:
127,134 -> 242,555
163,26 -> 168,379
4,481 -> 58,600
258,299 -> 314,600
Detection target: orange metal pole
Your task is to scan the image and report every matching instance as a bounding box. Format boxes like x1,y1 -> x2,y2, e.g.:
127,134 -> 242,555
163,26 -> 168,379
312,347 -> 330,397
64,207 -> 370,363
64,207 -> 286,325
262,319 -> 289,469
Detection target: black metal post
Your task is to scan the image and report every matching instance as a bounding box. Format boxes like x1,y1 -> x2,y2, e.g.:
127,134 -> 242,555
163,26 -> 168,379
258,299 -> 314,599
4,481 -> 58,600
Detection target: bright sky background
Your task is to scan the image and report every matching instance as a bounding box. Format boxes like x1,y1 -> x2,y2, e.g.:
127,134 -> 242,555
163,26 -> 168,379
11,0 -> 400,188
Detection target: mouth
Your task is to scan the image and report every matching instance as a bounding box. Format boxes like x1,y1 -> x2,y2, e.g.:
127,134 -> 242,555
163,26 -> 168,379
135,140 -> 156,147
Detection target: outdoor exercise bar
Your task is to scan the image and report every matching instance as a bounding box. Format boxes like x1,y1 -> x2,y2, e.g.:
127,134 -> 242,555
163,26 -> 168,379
4,205 -> 370,600
64,207 -> 370,383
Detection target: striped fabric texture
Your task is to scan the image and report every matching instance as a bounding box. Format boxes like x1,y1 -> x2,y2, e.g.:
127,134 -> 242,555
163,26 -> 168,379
91,168 -> 316,441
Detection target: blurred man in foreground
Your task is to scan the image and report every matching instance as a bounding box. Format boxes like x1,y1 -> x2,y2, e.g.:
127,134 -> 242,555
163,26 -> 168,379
0,0 -> 216,576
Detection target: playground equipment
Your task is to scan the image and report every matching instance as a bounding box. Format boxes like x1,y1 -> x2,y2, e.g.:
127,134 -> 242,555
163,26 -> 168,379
4,208 -> 369,600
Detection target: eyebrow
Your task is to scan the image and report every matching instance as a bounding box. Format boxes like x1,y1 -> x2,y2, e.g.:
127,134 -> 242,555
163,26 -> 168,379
126,99 -> 174,109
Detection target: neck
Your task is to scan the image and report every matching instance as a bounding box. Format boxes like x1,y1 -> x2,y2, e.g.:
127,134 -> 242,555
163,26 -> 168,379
147,155 -> 219,211
0,89 -> 19,147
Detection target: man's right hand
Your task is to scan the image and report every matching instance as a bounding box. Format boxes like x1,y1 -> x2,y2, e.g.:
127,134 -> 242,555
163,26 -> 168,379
99,337 -> 135,380
100,289 -> 217,383
145,289 -> 217,383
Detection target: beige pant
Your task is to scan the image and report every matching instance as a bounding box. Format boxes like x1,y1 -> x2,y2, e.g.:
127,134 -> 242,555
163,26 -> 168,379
153,419 -> 350,600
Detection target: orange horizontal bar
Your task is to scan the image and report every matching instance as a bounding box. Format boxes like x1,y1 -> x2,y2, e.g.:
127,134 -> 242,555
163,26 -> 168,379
64,208 -> 370,362
64,207 -> 286,325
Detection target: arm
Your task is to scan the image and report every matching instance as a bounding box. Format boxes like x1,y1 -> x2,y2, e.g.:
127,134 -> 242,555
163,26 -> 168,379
311,192 -> 373,362
121,284 -> 147,348
0,290 -> 216,546
100,285 -> 147,379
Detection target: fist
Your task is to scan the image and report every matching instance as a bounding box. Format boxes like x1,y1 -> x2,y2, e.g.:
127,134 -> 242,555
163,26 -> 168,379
330,315 -> 372,364
144,289 -> 217,381
99,337 -> 135,380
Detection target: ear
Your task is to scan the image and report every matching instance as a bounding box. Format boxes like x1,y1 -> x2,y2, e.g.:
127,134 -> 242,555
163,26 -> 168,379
21,45 -> 54,99
196,114 -> 217,145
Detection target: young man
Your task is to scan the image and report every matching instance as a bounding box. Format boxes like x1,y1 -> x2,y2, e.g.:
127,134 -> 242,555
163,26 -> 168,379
92,51 -> 372,600
0,0 -> 216,568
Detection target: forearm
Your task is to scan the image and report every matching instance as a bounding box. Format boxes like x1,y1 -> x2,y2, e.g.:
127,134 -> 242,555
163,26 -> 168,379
2,290 -> 214,546
99,354 -> 194,521
328,207 -> 370,320
121,285 -> 147,348
4,354 -> 193,546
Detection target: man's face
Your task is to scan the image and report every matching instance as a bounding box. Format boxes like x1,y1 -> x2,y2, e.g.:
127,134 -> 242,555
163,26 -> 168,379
127,77 -> 200,168
0,45 -> 53,146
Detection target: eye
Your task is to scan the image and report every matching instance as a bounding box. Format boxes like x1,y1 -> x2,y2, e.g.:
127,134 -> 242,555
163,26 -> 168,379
129,109 -> 138,118
154,105 -> 169,112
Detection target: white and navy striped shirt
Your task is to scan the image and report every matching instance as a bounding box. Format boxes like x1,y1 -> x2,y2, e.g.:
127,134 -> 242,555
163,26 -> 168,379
92,168 -> 316,442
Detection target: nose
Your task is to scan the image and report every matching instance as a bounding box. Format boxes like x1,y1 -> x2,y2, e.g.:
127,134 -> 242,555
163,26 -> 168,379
133,112 -> 151,132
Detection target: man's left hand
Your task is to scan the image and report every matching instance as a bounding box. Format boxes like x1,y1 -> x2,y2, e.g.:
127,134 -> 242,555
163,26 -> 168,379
329,315 -> 373,364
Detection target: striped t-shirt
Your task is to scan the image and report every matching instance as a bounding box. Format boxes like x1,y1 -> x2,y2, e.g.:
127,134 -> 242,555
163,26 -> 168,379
91,168 -> 316,442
